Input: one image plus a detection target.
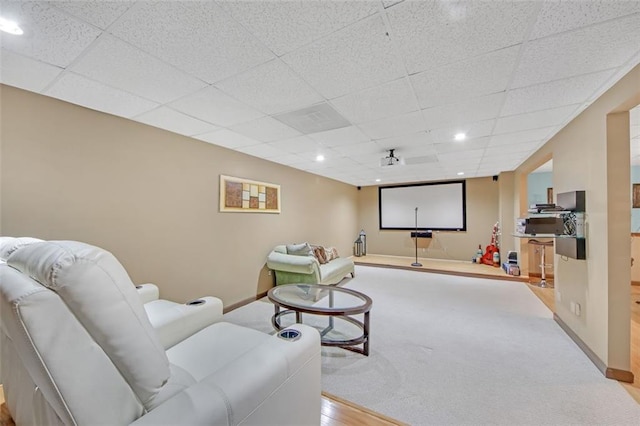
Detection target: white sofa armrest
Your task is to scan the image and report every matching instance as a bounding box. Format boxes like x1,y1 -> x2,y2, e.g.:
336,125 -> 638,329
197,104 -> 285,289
144,296 -> 224,349
266,251 -> 319,275
136,283 -> 160,304
133,323 -> 321,426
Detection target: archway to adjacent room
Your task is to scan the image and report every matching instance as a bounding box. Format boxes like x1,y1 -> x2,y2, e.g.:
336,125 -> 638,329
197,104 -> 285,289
516,154 -> 555,312
626,104 -> 640,398
526,159 -> 555,289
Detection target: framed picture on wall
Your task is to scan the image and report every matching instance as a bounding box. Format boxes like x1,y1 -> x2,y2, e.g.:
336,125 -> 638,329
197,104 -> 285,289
219,175 -> 281,213
633,184 -> 640,208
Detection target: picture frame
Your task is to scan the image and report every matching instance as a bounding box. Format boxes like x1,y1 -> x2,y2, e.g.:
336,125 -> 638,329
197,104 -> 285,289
219,175 -> 281,213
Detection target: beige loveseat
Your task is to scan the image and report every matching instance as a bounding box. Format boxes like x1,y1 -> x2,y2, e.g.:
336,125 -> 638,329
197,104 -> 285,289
266,244 -> 355,285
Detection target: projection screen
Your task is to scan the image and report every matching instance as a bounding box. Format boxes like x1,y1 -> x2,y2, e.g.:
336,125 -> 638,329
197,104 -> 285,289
378,181 -> 466,231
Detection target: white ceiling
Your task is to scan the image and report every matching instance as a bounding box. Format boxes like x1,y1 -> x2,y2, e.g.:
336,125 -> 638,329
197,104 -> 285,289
1,0 -> 640,186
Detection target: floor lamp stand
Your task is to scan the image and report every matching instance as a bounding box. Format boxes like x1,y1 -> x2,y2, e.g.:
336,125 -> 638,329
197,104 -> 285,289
411,207 -> 422,267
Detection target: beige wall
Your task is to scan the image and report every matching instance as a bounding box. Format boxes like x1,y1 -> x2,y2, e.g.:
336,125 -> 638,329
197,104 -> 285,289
513,64 -> 640,371
0,85 -> 358,306
357,176 -> 500,261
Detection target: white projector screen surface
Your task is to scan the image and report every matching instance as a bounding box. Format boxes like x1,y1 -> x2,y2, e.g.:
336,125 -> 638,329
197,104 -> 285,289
379,181 -> 466,230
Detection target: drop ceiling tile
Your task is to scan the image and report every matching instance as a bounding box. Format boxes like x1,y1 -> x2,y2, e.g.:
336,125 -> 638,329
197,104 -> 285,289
71,33 -> 208,104
236,143 -> 286,160
358,111 -> 427,140
502,69 -> 616,116
229,116 -> 301,143
354,152 -> 388,165
297,147 -> 341,163
530,0 -> 640,40
50,1 -> 134,29
267,135 -> 319,154
489,127 -> 557,147
109,1 -> 275,83
217,0 -> 378,56
169,86 -> 264,127
282,14 -> 405,99
484,140 -> 542,158
331,77 -> 419,124
333,140 -> 383,157
387,0 -> 538,74
438,149 -> 484,162
133,107 -> 219,137
324,156 -> 362,169
295,160 -> 330,171
308,126 -> 370,147
429,120 -> 495,144
403,155 -> 439,168
512,14 -> 640,88
422,92 -> 505,129
194,129 -> 260,149
411,46 -> 519,109
272,102 -> 351,134
0,1 -> 101,67
45,72 -> 158,117
268,153 -> 307,166
480,153 -> 529,166
215,59 -> 323,115
0,48 -> 62,92
374,131 -> 433,151
495,104 -> 580,134
434,137 -> 490,154
440,158 -> 481,168
399,143 -> 439,158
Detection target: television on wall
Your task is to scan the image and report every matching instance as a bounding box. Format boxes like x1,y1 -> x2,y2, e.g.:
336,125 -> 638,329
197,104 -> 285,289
378,180 -> 466,231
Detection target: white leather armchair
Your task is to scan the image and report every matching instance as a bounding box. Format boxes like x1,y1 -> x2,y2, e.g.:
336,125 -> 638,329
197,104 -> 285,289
0,241 -> 321,425
0,236 -> 223,349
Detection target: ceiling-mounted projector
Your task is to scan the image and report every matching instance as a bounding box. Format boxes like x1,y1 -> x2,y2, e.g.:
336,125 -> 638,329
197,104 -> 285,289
380,149 -> 405,167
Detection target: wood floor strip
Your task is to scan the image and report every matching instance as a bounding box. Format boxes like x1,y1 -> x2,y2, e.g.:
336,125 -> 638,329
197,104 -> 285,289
322,391 -> 408,426
354,254 -> 528,283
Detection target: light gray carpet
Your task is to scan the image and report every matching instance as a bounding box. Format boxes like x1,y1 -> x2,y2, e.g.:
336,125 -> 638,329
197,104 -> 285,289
223,266 -> 640,425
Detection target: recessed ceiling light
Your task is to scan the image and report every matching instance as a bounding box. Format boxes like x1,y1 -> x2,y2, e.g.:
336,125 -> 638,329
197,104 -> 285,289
454,132 -> 466,141
375,178 -> 381,182
457,172 -> 464,176
315,154 -> 325,162
0,17 -> 24,35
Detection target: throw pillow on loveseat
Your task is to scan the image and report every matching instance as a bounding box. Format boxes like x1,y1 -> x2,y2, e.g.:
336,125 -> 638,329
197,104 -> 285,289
266,243 -> 355,285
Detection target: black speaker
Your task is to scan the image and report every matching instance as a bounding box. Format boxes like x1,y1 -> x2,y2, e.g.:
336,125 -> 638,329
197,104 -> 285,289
357,186 -> 362,190
492,175 -> 498,181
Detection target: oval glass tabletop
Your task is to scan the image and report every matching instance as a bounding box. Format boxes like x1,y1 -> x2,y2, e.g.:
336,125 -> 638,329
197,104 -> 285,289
268,284 -> 372,315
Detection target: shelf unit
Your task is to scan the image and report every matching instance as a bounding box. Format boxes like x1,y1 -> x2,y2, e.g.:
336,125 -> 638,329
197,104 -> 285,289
555,191 -> 586,260
514,190 -> 586,260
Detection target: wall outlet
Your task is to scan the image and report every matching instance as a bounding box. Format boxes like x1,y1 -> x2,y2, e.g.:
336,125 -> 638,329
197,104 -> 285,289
268,270 -> 272,276
569,301 -> 581,316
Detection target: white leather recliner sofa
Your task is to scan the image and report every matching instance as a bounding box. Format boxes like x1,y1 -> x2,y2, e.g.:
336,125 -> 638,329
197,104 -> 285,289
0,240 -> 321,425
0,236 -> 224,349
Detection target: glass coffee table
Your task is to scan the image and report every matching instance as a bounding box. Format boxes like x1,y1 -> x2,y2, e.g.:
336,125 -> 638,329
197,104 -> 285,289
267,284 -> 372,356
